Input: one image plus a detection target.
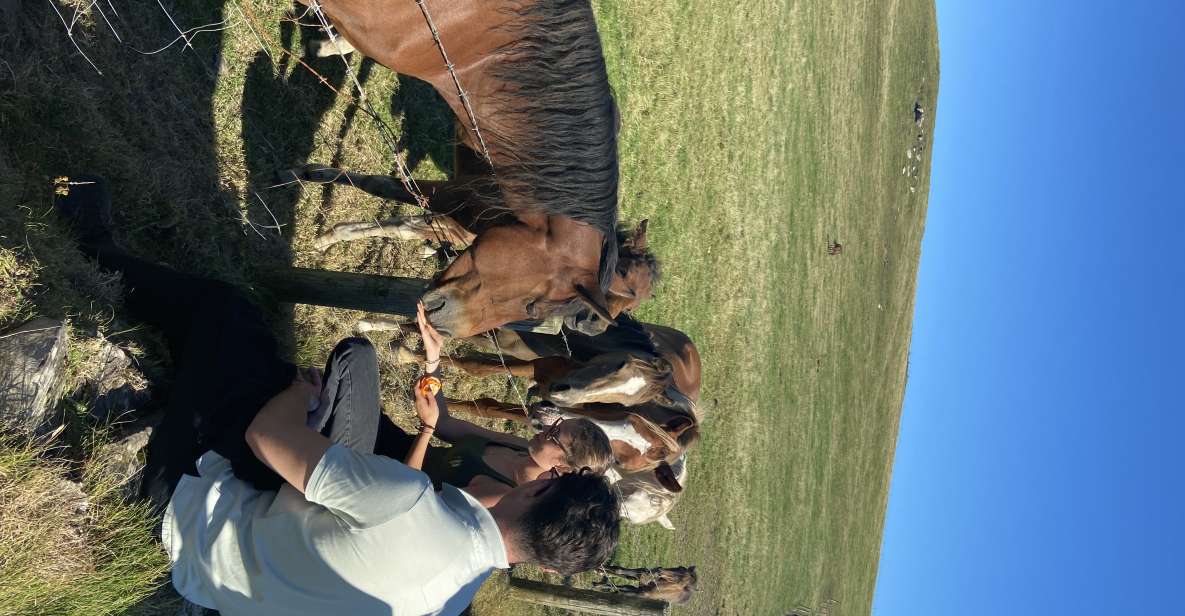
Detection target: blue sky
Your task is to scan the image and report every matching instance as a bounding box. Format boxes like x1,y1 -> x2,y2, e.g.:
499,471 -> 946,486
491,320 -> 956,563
873,2 -> 1185,614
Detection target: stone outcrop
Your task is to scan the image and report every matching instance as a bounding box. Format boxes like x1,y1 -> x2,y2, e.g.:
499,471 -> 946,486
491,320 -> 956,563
0,318 -> 70,436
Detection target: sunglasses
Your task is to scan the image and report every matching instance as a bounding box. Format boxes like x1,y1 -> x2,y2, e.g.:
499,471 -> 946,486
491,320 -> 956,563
543,417 -> 571,460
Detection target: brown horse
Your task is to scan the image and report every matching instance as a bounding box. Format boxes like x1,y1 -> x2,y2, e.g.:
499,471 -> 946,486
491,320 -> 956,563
406,314 -> 701,480
462,318 -> 700,410
593,565 -> 699,605
443,390 -> 697,481
295,164 -> 658,336
393,312 -> 681,408
295,0 -> 620,338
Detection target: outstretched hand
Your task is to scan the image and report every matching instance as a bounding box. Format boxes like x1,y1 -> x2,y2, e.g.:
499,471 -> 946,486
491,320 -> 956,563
413,384 -> 440,428
416,301 -> 445,363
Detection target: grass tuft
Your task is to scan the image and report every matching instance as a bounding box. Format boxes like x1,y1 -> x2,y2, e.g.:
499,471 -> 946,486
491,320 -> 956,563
0,434 -> 171,616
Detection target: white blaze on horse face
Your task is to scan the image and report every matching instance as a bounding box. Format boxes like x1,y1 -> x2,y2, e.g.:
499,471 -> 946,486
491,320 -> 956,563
593,375 -> 648,399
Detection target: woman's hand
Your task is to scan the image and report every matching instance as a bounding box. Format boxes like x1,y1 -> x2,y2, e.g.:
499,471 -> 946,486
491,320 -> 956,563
416,301 -> 445,365
413,384 -> 440,430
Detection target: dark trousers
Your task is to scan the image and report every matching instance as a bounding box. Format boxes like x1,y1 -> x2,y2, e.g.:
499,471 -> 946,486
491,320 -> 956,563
89,249 -> 389,506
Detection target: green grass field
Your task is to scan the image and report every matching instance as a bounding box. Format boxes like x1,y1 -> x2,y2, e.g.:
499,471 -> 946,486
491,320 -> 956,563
0,0 -> 937,614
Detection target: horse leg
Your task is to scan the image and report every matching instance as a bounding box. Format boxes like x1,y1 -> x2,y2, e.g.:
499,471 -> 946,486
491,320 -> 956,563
463,329 -> 546,361
307,35 -> 356,57
355,317 -> 405,333
313,213 -> 476,252
391,344 -> 534,378
382,324 -> 537,361
600,565 -> 644,582
445,397 -> 529,423
280,163 -> 428,202
447,354 -> 536,379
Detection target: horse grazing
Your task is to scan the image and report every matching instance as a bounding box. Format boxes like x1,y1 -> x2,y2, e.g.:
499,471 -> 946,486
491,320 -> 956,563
294,0 -> 620,338
303,165 -> 659,335
615,453 -> 689,529
593,565 -> 698,605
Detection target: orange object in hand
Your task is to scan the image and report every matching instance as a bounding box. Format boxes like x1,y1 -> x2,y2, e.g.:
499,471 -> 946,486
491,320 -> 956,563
417,375 -> 442,397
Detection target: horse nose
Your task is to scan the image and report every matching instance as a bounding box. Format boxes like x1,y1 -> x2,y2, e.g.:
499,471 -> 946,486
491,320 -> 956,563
421,292 -> 446,312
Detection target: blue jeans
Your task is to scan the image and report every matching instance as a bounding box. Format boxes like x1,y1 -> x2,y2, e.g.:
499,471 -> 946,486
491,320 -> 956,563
95,249 -> 385,503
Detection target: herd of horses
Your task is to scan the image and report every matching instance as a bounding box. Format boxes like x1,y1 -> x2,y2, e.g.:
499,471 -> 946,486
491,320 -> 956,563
271,0 -> 705,600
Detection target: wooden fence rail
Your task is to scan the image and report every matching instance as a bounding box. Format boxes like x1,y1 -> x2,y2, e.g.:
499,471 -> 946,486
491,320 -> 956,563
256,267 -> 427,317
507,577 -> 670,616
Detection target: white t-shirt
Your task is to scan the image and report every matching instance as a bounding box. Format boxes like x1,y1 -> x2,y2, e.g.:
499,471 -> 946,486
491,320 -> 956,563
162,444 -> 509,616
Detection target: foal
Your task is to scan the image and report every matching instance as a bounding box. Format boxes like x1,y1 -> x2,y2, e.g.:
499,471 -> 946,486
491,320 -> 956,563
593,565 -> 699,605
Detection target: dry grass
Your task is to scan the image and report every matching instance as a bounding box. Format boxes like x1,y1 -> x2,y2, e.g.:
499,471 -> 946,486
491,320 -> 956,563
0,434 -> 171,616
0,0 -> 938,614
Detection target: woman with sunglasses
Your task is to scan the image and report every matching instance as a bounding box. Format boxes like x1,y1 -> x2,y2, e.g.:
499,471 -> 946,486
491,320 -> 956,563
377,304 -> 616,507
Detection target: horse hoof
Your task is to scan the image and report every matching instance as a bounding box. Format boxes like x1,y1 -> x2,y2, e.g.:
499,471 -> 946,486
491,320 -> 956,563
417,244 -> 440,260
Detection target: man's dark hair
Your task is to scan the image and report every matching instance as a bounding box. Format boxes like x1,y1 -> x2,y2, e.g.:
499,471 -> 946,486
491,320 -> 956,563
520,472 -> 620,575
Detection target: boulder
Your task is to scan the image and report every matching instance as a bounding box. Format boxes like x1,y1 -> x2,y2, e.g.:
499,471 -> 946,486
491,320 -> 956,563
89,409 -> 161,500
0,318 -> 69,436
82,339 -> 151,423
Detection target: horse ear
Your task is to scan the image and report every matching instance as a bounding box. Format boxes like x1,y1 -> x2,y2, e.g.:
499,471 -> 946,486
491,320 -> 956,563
654,461 -> 683,493
634,219 -> 649,250
657,515 -> 675,530
663,414 -> 695,437
575,283 -> 614,322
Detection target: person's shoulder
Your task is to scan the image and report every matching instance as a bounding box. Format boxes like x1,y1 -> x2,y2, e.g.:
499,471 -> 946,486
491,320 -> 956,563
306,444 -> 434,527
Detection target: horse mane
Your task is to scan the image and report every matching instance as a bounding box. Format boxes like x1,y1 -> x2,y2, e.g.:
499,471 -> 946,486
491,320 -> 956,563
485,0 -> 621,289
598,313 -> 659,355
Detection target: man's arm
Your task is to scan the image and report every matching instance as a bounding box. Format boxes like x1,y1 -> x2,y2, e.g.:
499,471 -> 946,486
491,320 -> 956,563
245,380 -> 331,494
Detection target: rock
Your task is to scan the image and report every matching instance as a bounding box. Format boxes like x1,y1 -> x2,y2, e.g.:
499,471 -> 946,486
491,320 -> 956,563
0,318 -> 69,436
82,338 -> 151,424
93,414 -> 160,501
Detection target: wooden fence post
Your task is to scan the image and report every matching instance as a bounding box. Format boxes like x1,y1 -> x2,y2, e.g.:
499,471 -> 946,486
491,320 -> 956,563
507,577 -> 670,616
255,267 -> 427,317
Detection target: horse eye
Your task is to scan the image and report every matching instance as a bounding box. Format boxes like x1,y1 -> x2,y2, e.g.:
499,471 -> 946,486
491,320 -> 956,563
525,300 -> 539,318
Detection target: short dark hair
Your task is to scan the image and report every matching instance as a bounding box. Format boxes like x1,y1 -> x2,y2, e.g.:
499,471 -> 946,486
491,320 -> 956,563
520,472 -> 620,575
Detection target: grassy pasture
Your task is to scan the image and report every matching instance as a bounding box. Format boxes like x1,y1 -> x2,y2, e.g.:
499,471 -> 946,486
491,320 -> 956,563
0,0 -> 937,614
